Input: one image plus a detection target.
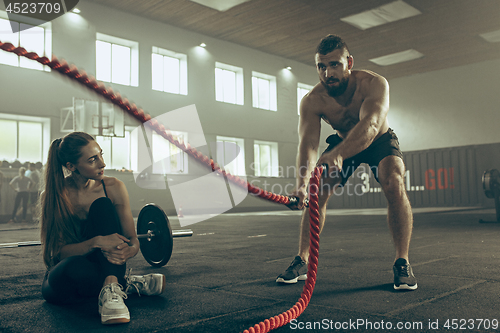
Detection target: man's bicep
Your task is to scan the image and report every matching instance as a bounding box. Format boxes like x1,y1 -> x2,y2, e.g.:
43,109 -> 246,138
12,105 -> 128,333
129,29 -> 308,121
359,77 -> 389,125
298,100 -> 321,150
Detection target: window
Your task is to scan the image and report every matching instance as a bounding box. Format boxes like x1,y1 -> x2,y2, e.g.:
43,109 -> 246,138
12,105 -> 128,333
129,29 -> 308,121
96,129 -> 134,171
152,47 -> 187,95
252,71 -> 277,111
253,140 -> 279,177
0,114 -> 50,163
216,136 -> 246,176
96,33 -> 138,87
215,62 -> 244,105
151,131 -> 188,174
297,83 -> 314,115
0,13 -> 52,71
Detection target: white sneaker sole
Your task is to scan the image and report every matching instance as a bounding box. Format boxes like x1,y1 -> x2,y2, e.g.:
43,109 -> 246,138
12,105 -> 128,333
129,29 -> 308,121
99,305 -> 130,325
276,274 -> 307,284
394,283 -> 418,291
100,312 -> 130,325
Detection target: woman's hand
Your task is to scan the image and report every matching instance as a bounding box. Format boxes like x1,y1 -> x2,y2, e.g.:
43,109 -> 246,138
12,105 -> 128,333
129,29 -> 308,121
96,233 -> 137,265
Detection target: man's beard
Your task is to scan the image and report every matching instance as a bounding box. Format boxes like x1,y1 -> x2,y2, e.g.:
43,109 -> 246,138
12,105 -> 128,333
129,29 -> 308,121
322,76 -> 349,97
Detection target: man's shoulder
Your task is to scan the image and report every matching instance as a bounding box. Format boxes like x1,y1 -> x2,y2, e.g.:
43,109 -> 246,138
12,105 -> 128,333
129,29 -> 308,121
352,70 -> 388,85
302,83 -> 326,104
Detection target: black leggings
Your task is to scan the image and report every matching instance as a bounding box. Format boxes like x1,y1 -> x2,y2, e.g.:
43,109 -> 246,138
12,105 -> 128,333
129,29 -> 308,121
41,197 -> 127,304
12,191 -> 29,220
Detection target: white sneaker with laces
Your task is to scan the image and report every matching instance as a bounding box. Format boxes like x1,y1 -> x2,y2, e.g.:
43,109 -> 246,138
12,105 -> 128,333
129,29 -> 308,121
125,270 -> 166,296
98,282 -> 130,325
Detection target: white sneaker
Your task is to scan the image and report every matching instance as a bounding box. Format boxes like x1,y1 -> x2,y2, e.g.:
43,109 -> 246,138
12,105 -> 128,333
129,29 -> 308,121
98,282 -> 130,325
125,271 -> 166,296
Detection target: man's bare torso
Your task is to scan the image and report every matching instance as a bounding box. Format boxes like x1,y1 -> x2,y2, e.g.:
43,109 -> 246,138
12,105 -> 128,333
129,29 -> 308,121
307,70 -> 389,140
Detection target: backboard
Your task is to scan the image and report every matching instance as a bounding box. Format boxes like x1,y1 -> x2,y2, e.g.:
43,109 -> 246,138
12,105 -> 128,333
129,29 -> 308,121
60,98 -> 125,137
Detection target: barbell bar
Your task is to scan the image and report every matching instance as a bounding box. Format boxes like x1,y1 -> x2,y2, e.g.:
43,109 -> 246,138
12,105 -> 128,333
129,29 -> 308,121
0,204 -> 191,267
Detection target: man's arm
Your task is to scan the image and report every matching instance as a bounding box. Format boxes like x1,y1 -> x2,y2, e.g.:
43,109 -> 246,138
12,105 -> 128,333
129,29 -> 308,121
295,95 -> 322,197
319,75 -> 389,168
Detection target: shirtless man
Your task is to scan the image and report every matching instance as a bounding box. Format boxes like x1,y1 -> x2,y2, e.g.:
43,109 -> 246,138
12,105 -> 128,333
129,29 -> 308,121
276,35 -> 417,290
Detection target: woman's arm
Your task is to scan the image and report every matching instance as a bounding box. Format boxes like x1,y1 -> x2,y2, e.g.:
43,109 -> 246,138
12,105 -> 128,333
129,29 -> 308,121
58,233 -> 131,263
103,178 -> 140,262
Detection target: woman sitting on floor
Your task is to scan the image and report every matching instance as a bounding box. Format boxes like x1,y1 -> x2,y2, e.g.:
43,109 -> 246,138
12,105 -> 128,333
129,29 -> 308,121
40,131 -> 165,325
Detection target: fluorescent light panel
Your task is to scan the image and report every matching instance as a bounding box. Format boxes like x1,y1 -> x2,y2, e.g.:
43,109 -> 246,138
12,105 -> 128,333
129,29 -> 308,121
341,1 -> 421,30
480,29 -> 500,43
189,0 -> 251,12
369,49 -> 423,66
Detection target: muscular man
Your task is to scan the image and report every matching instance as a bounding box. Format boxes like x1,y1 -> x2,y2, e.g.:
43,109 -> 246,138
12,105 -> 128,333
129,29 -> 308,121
276,35 -> 417,290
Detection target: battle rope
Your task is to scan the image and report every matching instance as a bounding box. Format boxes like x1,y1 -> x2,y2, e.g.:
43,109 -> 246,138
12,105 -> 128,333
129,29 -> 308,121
0,41 -> 323,332
242,166 -> 322,333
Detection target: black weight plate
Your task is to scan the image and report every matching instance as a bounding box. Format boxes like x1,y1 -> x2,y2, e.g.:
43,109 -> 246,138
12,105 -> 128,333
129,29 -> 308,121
483,169 -> 500,199
137,204 -> 173,267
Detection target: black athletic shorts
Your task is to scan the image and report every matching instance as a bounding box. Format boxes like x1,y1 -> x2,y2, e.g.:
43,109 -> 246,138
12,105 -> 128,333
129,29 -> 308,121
322,128 -> 403,185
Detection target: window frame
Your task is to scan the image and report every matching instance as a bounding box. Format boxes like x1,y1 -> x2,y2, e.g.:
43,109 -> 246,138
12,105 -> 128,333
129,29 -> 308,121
0,11 -> 52,72
297,83 -> 315,115
253,140 -> 279,177
216,136 -> 246,176
252,71 -> 277,111
152,46 -> 188,95
0,113 -> 50,163
96,32 -> 139,87
215,62 -> 244,105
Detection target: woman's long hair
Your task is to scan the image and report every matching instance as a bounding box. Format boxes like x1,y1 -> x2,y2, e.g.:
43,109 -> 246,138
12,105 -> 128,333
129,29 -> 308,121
40,132 -> 95,268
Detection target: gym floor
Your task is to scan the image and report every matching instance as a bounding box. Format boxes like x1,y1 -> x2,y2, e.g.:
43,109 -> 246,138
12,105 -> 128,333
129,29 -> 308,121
1,207 -> 499,333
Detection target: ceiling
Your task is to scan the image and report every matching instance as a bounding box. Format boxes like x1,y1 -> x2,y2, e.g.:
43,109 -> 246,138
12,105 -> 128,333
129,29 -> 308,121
85,0 -> 500,79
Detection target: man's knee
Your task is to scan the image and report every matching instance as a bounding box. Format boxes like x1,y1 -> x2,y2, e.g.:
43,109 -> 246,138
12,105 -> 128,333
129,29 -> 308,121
381,173 -> 406,200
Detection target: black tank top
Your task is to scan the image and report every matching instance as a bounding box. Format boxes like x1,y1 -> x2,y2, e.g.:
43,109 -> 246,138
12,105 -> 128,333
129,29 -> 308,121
101,180 -> 108,198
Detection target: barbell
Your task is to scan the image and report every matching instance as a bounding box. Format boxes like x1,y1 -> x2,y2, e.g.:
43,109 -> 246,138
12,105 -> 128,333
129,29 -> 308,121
480,169 -> 500,223
0,204 -> 192,267
483,169 -> 500,199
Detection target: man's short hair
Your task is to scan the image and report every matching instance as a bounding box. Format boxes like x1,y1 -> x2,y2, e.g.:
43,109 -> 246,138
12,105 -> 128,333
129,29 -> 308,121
316,34 -> 350,55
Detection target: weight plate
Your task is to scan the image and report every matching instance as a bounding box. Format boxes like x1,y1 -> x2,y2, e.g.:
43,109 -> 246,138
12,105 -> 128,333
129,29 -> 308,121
483,169 -> 500,199
137,204 -> 174,267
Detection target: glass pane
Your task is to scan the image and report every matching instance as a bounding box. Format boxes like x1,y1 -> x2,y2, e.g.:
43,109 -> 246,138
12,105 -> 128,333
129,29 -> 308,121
95,136 -> 111,168
222,70 -> 236,104
18,122 -> 42,162
0,120 -> 17,161
0,19 -> 19,67
259,144 -> 271,177
19,24 -> 44,70
152,132 -> 171,174
111,44 -> 131,86
130,129 -> 138,172
215,68 -> 224,102
258,78 -> 270,110
111,132 -> 130,170
151,53 -> 164,91
252,77 -> 259,108
297,86 -> 312,115
96,40 -> 111,82
164,56 -> 180,94
253,144 -> 260,176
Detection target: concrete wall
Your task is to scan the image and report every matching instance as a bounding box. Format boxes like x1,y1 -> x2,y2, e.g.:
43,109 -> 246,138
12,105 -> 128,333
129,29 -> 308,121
387,58 -> 500,152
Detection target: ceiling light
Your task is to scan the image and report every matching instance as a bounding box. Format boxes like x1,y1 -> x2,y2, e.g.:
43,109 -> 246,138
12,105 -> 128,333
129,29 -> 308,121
369,49 -> 423,66
71,8 -> 81,14
190,0 -> 251,12
341,1 -> 421,30
286,66 -> 292,70
480,29 -> 500,43
199,43 -> 207,48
